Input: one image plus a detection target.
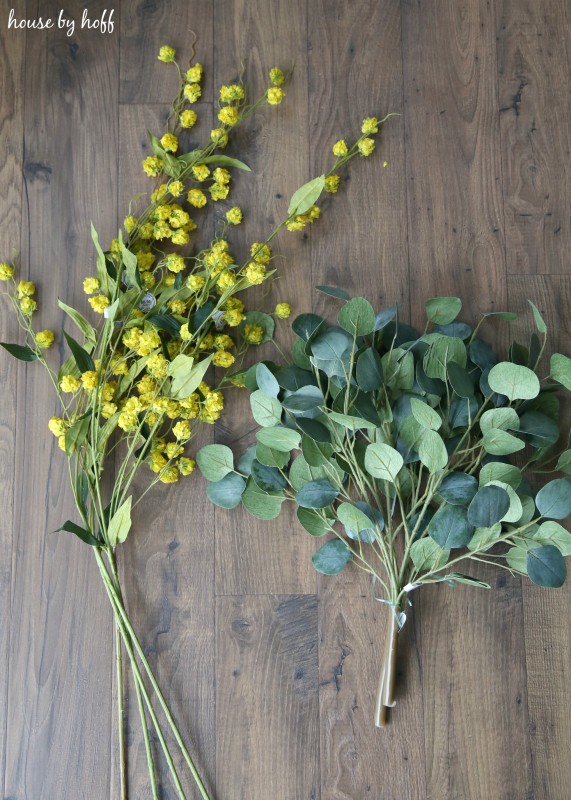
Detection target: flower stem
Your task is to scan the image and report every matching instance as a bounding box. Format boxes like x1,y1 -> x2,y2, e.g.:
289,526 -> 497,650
133,673 -> 160,800
374,605 -> 399,728
115,623 -> 128,800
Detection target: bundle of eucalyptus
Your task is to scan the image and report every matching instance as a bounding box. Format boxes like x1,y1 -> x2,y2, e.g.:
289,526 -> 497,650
0,45 -> 391,798
197,290 -> 571,727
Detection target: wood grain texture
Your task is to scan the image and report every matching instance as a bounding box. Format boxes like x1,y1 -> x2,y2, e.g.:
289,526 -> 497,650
3,1 -> 119,797
497,0 -> 571,275
508,276 -> 571,800
212,0 -> 317,596
216,595 -> 319,800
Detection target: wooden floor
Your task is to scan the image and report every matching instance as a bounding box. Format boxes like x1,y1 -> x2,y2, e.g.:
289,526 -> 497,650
1,1 -> 570,798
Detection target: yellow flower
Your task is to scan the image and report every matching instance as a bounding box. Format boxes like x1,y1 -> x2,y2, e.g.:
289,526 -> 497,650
123,215 -> 137,233
361,117 -> 379,134
81,370 -> 98,391
153,221 -> 172,240
136,330 -> 161,356
110,355 -> 129,376
118,410 -> 138,432
219,84 -> 245,103
178,457 -> 195,476
139,222 -> 154,240
180,109 -> 198,128
187,274 -> 205,292
158,46 -> 176,63
180,323 -> 192,341
226,206 -> 242,225
142,156 -> 163,177
210,128 -> 229,148
17,280 -> 35,298
244,263 -> 266,285
169,180 -> 184,197
198,333 -> 215,351
146,353 -> 168,379
358,137 -> 375,157
20,297 -> 37,315
267,87 -> 285,105
102,383 -> 117,403
163,273 -> 176,287
274,302 -> 291,319
383,160 -> 389,168
169,299 -> 187,315
243,324 -> 264,344
192,164 -> 210,182
140,271 -> 156,289
101,401 -> 117,419
228,371 -> 246,388
160,132 -> 178,153
184,83 -> 202,103
218,106 -> 239,126
209,183 -> 230,201
214,334 -> 234,350
217,270 -> 236,291
89,295 -> 110,314
250,243 -> 271,264
186,63 -> 203,83
213,168 -> 231,185
308,204 -> 320,220
58,434 -> 67,451
35,329 -> 55,348
151,183 -> 169,202
48,416 -> 67,437
60,374 -> 81,393
136,251 -> 155,270
187,188 -> 207,208
212,350 -> 235,368
0,262 -> 14,280
109,238 -> 121,257
286,218 -> 305,232
325,175 -> 340,193
171,229 -> 190,245
159,466 -> 179,483
150,452 -> 167,473
166,441 -> 184,459
224,309 -> 245,327
269,68 -> 285,86
165,253 -> 185,273
173,420 -> 191,440
332,139 -> 349,157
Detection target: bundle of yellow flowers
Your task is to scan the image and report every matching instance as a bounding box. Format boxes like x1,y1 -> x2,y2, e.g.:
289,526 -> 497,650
0,45 -> 393,800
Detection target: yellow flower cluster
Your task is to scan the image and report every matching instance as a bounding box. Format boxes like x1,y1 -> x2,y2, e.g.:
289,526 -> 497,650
286,204 -> 320,232
0,262 -> 14,280
35,330 -> 55,349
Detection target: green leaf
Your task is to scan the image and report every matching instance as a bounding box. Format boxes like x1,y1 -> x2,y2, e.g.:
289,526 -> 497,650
337,502 -> 378,539
237,445 -> 257,475
297,507 -> 333,536
410,538 -> 450,571
485,480 -> 523,523
64,331 -> 96,373
374,305 -> 398,331
480,407 -> 520,434
410,398 -> 442,431
418,429 -> 448,473
282,386 -> 324,414
168,353 -> 213,400
107,496 -> 132,546
438,472 -> 479,505
535,478 -> 571,519
364,443 -> 404,482
207,472 -> 246,509
250,460 -> 287,494
58,300 -> 97,345
250,390 -> 283,427
91,222 -> 112,296
428,505 -> 474,549
356,347 -> 384,391
423,335 -> 466,381
196,444 -> 234,482
487,362 -> 540,401
200,154 -> 251,171
506,546 -> 528,574
550,353 -> 571,390
528,300 -> 547,334
328,411 -> 372,430
555,450 -> 571,475
467,485 -> 511,527
240,311 -> 275,344
312,539 -> 353,575
65,414 -> 91,454
147,313 -> 182,338
120,240 -> 139,288
338,297 -> 376,336
316,285 -> 351,301
425,296 -> 462,325
301,435 -> 334,466
527,545 -> 567,588
292,313 -> 324,342
479,462 -> 522,490
256,426 -> 301,453
518,411 -> 560,449
53,520 -> 101,547
447,362 -> 474,397
467,523 -> 502,552
482,428 -> 525,456
528,521 -> 571,556
295,480 -> 339,509
242,479 -> 284,519
482,310 -> 518,321
0,342 -> 38,362
297,418 -> 331,443
255,363 -> 280,397
311,328 -> 353,377
255,443 -> 290,469
438,573 -> 491,589
288,174 -> 326,215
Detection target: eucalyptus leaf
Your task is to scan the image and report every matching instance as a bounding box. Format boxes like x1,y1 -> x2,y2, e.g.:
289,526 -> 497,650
364,443 -> 404,482
356,348 -> 384,391
338,297 -> 376,336
207,472 -> 246,509
425,296 -> 462,325
255,363 -> 280,397
487,362 -> 540,401
479,462 -> 522,490
256,426 -> 301,453
528,300 -> 547,334
528,521 -> 571,556
196,444 -> 234,482
467,485 -> 511,527
428,505 -> 474,549
410,398 -> 442,431
549,353 -> 571,390
242,479 -> 284,519
316,285 -> 351,301
527,545 -> 567,588
418,429 -> 448,473
297,507 -> 333,536
250,459 -> 287,494
297,418 -> 331,442
282,386 -> 324,414
312,539 -> 353,575
447,362 -> 475,397
438,472 -> 479,505
467,523 -> 502,552
555,450 -> 571,475
410,538 -> 450,571
255,443 -> 290,469
295,480 -> 339,509
480,407 -> 520,434
292,313 -> 324,342
250,390 -> 283,427
535,478 -> 571,520
482,428 -> 525,456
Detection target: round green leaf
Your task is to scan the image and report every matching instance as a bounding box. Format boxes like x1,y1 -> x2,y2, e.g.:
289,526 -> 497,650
467,485 -> 511,527
356,347 -> 384,391
479,462 -> 522,490
518,411 -> 560,449
206,472 -> 246,509
410,398 -> 442,431
482,428 -> 525,456
292,313 -> 324,342
428,505 -> 474,549
196,444 -> 235,482
250,460 -> 287,494
425,296 -> 462,325
295,480 -> 339,509
550,353 -> 571,390
535,478 -> 571,519
250,390 -> 282,427
336,502 -> 377,539
447,361 -> 474,397
423,335 -> 466,381
255,443 -> 290,469
316,285 -> 351,301
364,443 -> 404,482
506,546 -> 528,574
237,445 -> 257,475
241,479 -> 284,519
255,363 -> 280,397
485,480 -> 523,523
282,385 -> 324,414
555,450 -> 571,475
410,538 -> 450,571
301,435 -> 334,467
418,430 -> 448,473
528,521 -> 571,556
297,418 -> 331,443
487,362 -> 540,401
312,539 -> 353,575
338,297 -> 376,336
297,507 -> 333,537
479,407 -> 520,435
467,523 -> 502,552
438,472 -> 479,505
527,545 -> 567,588
256,426 -> 301,453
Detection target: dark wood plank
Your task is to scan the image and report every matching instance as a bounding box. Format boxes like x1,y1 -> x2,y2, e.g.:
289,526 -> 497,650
117,102 -> 217,796
216,595 -> 319,800
402,2 -> 533,798
212,0 -> 317,595
497,0 -> 571,275
120,0 -> 214,104
507,275 -> 571,800
3,2 -> 119,797
0,3 -> 25,787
